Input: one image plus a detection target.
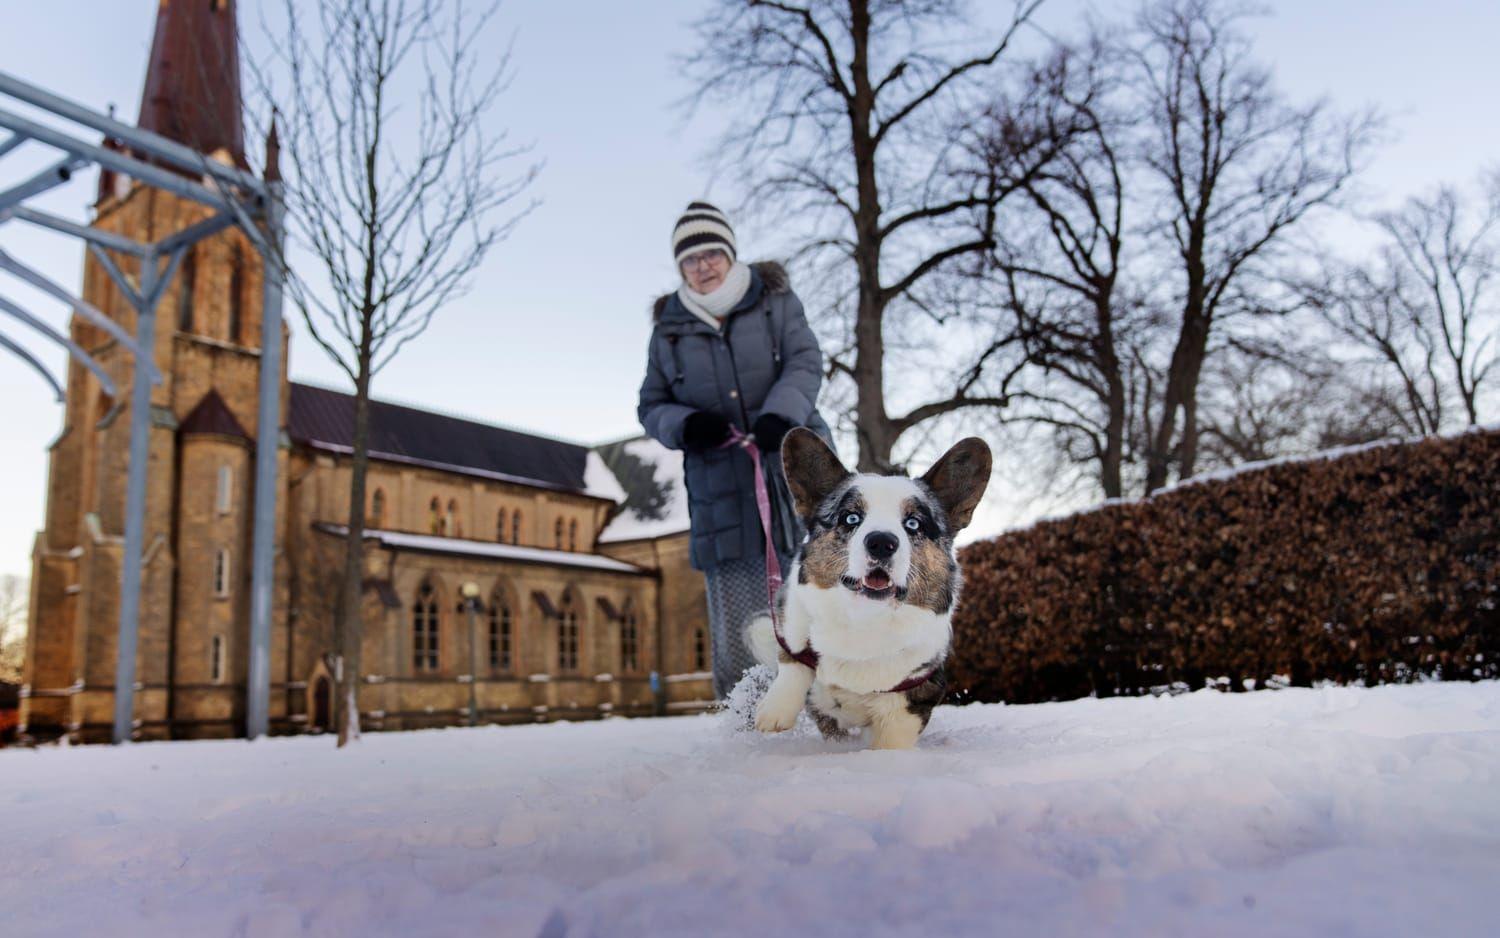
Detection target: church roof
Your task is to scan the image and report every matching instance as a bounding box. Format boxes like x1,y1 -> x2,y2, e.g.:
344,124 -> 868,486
135,0 -> 247,170
287,383 -> 625,501
180,389 -> 249,440
313,524 -> 649,576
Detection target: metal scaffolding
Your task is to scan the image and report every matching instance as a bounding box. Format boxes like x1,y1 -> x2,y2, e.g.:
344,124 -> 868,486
0,70 -> 285,743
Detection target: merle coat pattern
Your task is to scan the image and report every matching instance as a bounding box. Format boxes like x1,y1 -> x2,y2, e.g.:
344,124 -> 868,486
750,429 -> 992,750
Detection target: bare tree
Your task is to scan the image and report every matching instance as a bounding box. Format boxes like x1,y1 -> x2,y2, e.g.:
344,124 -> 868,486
1131,0 -> 1378,491
254,0 -> 538,745
1296,173 -> 1499,437
0,575 -> 26,684
979,35 -> 1141,497
1371,177 -> 1499,426
1299,263 -> 1448,436
686,0 -> 1050,471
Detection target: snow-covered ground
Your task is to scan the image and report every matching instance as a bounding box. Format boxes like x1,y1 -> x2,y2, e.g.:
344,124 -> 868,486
4,681 -> 1498,938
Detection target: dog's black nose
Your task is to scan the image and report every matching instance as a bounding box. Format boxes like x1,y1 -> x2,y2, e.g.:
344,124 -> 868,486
865,531 -> 899,560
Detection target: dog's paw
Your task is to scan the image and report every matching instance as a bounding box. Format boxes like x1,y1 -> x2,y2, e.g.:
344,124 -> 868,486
754,698 -> 801,733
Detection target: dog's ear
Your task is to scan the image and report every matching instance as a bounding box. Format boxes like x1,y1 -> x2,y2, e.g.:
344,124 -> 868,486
780,428 -> 850,520
920,438 -> 992,532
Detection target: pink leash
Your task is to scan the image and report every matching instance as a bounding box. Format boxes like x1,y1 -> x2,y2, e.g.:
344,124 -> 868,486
721,427 -> 819,670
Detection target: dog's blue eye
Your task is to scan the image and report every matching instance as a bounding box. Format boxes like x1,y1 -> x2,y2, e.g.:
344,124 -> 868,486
843,512 -> 862,527
904,516 -> 921,533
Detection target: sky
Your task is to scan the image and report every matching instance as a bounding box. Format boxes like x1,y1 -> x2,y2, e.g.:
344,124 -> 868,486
1,0 -> 1498,581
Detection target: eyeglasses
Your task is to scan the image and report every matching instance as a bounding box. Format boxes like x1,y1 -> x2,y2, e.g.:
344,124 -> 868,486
681,249 -> 729,271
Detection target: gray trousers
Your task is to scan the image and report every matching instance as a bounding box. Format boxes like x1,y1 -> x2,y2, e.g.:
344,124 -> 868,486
703,549 -> 793,700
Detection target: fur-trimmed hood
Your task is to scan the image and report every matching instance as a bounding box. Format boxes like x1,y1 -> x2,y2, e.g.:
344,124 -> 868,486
652,260 -> 790,322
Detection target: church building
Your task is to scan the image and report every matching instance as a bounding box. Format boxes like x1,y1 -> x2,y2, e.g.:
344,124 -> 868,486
20,0 -> 711,743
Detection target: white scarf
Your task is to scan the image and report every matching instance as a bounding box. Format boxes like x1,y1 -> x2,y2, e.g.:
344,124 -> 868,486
677,261 -> 752,329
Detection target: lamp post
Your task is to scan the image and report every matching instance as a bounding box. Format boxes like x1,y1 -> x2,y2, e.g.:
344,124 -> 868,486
461,581 -> 481,727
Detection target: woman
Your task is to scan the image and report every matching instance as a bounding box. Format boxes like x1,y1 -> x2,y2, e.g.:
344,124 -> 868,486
638,201 -> 831,699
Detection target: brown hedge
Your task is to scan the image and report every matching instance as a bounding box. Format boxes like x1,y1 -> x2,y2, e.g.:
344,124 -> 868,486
950,429 -> 1500,703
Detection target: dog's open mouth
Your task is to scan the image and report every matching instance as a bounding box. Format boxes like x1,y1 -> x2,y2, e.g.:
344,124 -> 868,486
842,568 -> 907,602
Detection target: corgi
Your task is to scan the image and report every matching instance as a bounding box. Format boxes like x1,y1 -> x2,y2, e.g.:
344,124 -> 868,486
749,428 -> 991,749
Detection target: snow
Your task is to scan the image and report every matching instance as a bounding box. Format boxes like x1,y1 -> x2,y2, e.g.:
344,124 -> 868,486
3,681 -> 1499,937
316,523 -> 646,575
581,450 -> 627,504
598,437 -> 690,544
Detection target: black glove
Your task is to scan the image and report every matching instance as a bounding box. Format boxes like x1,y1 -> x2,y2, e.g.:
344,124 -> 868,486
752,413 -> 795,454
682,410 -> 733,451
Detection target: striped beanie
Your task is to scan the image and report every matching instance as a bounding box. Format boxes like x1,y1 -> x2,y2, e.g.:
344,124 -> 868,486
672,201 -> 737,265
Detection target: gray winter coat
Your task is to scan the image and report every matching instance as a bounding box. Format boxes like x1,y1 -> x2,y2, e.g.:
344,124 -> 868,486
638,262 -> 831,571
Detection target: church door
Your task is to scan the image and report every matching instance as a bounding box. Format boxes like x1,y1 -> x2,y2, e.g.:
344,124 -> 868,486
312,676 -> 333,733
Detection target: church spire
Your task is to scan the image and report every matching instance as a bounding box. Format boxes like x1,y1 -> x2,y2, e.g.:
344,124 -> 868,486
136,0 -> 246,169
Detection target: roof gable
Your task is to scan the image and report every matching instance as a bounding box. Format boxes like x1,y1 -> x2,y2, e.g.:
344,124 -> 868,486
180,389 -> 250,440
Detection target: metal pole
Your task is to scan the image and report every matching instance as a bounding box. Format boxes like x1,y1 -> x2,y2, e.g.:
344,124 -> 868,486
0,293 -> 118,396
468,600 -> 480,726
246,183 -> 285,740
112,252 -> 159,744
0,106 -> 234,212
0,70 -> 265,193
0,329 -> 64,400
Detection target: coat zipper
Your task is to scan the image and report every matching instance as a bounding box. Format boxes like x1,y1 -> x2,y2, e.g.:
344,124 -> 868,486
720,313 -> 754,430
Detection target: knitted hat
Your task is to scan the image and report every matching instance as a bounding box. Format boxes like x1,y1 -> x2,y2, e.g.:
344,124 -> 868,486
672,201 -> 737,265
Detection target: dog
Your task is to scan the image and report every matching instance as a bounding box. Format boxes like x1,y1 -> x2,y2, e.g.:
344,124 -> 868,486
749,428 -> 992,749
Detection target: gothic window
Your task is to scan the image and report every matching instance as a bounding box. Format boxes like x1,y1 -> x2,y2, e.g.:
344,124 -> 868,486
210,634 -> 225,683
445,499 -> 460,537
228,243 -> 245,344
554,517 -> 564,549
512,510 -> 522,545
489,595 -> 512,671
177,250 -> 196,332
370,488 -> 386,529
621,604 -> 639,673
412,582 -> 440,672
496,508 -> 507,543
429,497 -> 441,534
568,519 -> 579,552
215,464 -> 233,515
558,591 -> 580,672
693,627 -> 708,672
213,548 -> 231,598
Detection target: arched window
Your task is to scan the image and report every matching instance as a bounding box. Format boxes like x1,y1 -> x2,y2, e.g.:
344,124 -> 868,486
228,243 -> 245,344
693,627 -> 708,672
558,591 -> 580,672
621,603 -> 639,673
429,497 -> 441,534
496,508 -> 507,543
213,548 -> 231,598
210,634 -> 225,683
568,519 -> 579,552
412,582 -> 440,672
512,510 -> 522,545
215,464 -> 234,515
370,488 -> 386,529
554,517 -> 564,549
489,595 -> 512,671
177,249 -> 196,331
445,499 -> 460,537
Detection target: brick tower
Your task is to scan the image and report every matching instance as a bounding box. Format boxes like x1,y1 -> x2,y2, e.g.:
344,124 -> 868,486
23,0 -> 289,742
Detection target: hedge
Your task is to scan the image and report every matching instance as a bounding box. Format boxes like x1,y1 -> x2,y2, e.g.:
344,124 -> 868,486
950,429 -> 1500,703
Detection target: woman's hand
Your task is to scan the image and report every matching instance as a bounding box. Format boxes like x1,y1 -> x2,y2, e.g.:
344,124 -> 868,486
682,410 -> 733,451
752,413 -> 794,454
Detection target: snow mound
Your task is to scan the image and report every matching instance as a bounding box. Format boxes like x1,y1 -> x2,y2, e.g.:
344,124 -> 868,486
3,682 -> 1499,937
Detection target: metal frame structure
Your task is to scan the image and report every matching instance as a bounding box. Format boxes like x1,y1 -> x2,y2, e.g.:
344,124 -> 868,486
0,70 -> 285,743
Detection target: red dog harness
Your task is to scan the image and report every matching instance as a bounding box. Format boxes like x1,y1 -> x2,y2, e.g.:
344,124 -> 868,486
723,427 -> 937,694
